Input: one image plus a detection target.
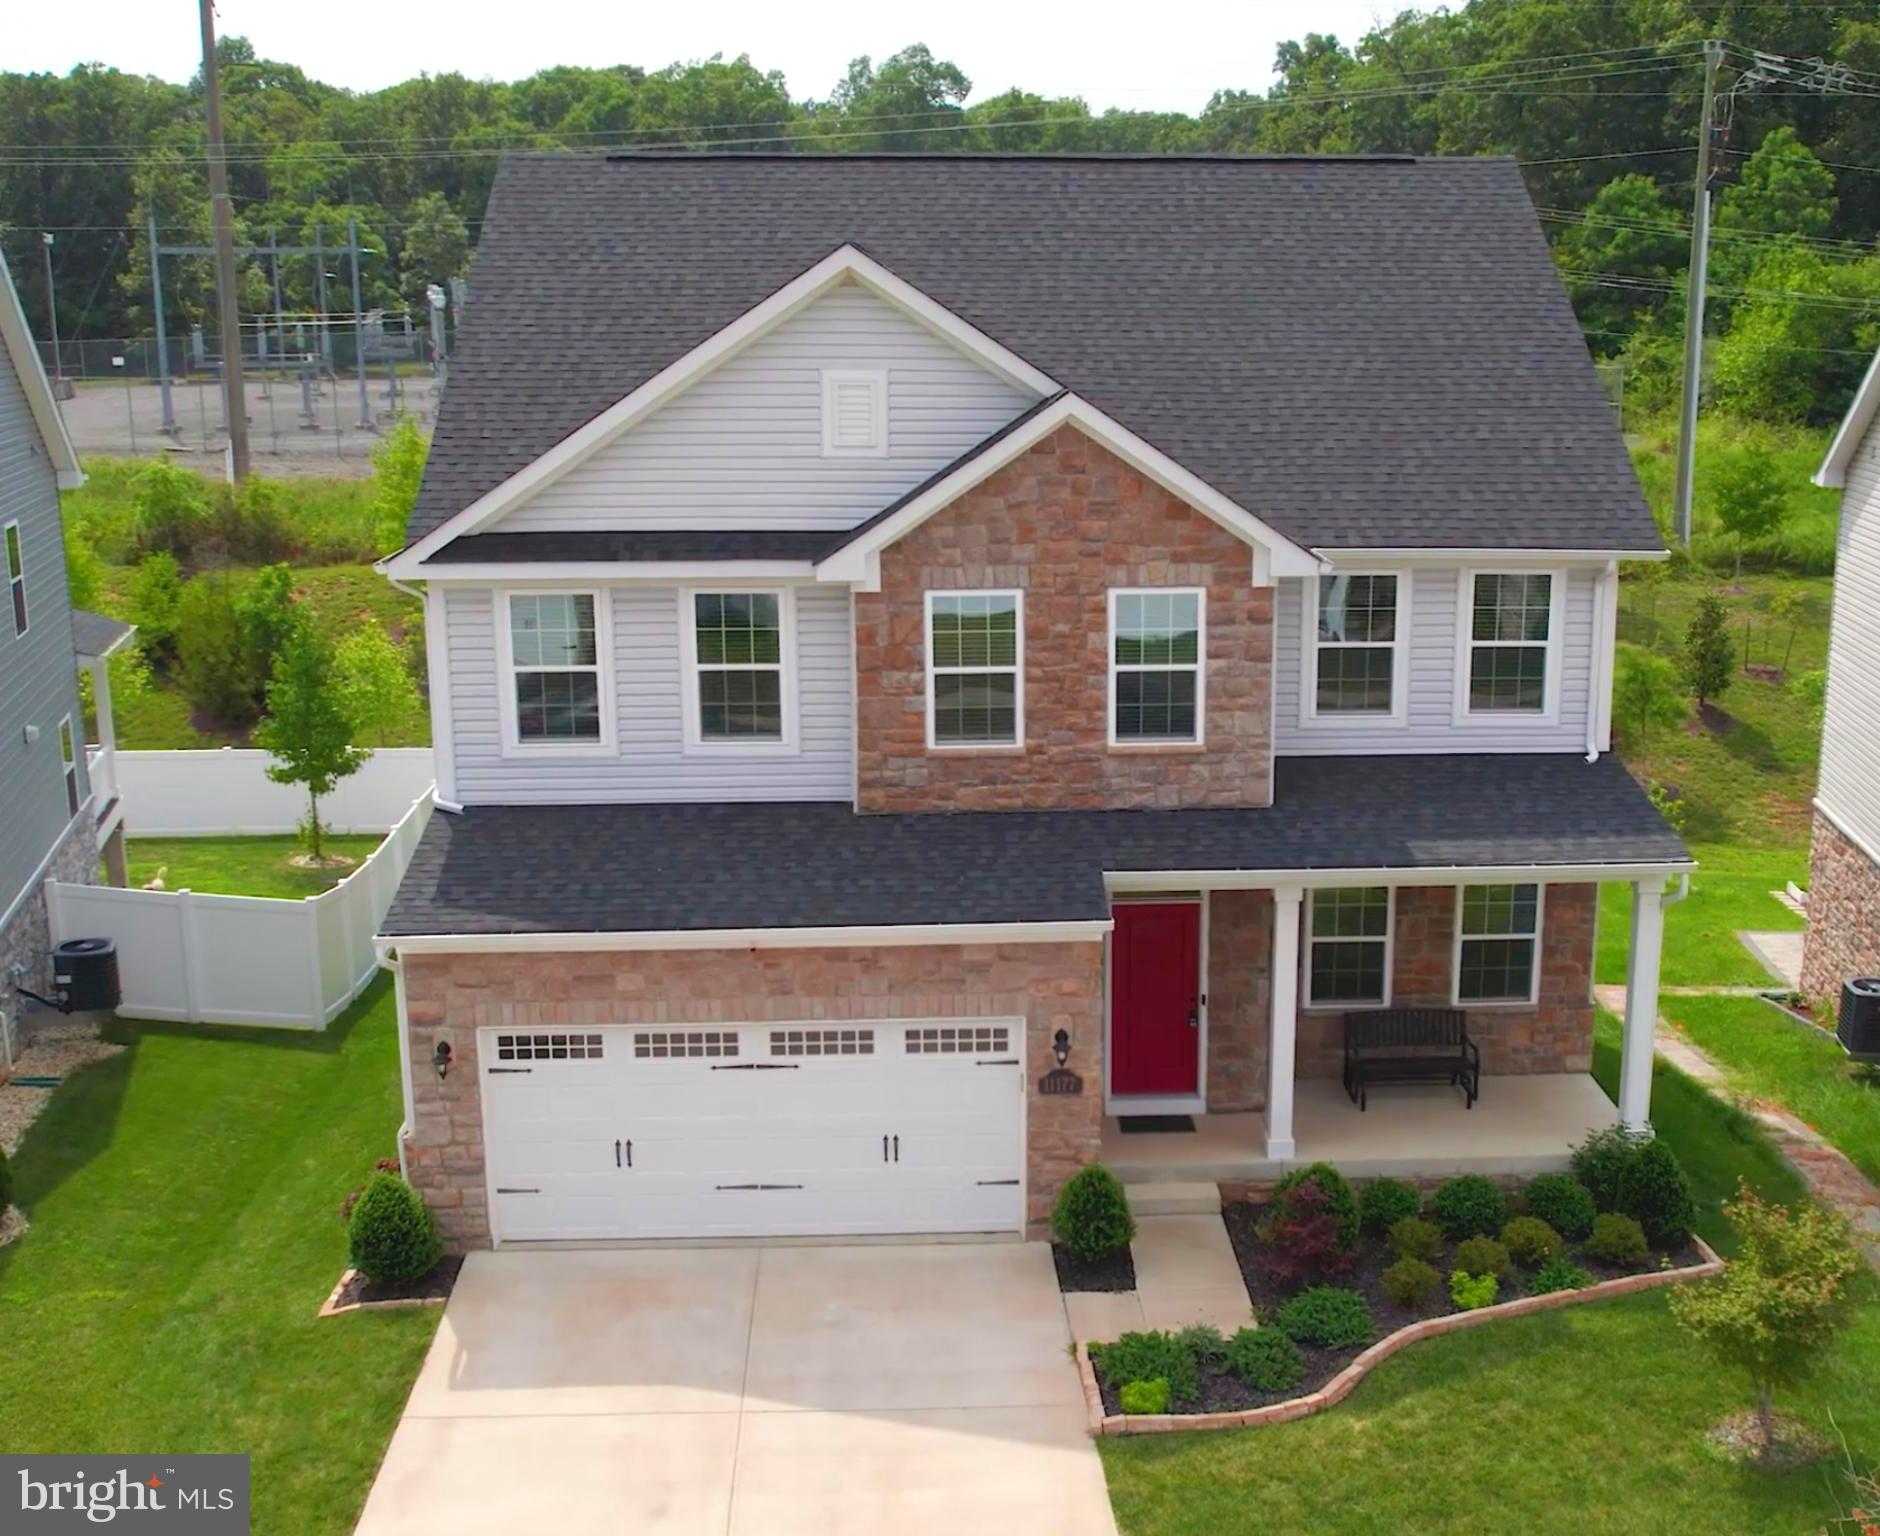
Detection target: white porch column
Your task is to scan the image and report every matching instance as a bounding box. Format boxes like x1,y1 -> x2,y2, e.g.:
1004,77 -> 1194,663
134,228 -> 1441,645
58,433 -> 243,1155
1619,874 -> 1669,1133
87,657 -> 117,808
1266,883 -> 1304,1161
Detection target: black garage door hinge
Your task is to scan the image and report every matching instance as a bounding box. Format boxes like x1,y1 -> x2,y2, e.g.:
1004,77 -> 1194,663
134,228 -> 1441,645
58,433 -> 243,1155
976,1179 -> 1020,1186
714,1183 -> 805,1191
495,1187 -> 540,1195
487,1066 -> 533,1074
710,1062 -> 801,1071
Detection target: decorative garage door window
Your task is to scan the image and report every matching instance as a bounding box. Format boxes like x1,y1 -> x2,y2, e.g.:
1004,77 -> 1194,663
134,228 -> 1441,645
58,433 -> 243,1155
905,1024 -> 1012,1055
496,1032 -> 605,1061
633,1029 -> 741,1059
769,1027 -> 875,1057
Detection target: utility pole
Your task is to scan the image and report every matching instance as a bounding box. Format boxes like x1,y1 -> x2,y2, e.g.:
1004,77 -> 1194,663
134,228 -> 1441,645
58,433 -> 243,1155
1673,38 -> 1727,548
40,233 -> 70,398
198,0 -> 250,482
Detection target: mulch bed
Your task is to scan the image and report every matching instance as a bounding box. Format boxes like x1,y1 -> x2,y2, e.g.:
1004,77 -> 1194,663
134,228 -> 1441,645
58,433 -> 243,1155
321,1254 -> 463,1316
1053,1242 -> 1137,1293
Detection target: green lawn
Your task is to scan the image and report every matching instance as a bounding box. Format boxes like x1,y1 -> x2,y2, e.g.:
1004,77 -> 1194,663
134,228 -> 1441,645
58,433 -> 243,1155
1596,838 -> 1808,988
124,834 -> 386,898
0,979 -> 437,1536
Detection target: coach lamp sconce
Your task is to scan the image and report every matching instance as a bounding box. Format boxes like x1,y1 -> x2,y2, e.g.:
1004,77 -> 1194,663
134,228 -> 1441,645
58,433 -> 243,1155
433,1040 -> 453,1081
1053,1029 -> 1072,1068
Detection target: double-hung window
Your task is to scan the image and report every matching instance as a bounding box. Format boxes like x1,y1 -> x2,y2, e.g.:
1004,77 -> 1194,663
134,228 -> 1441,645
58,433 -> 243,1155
501,591 -> 608,749
1308,573 -> 1403,721
1110,589 -> 1204,744
1461,572 -> 1557,718
58,716 -> 80,817
1454,883 -> 1543,1004
927,591 -> 1022,747
4,520 -> 25,635
1306,887 -> 1392,1007
686,591 -> 791,745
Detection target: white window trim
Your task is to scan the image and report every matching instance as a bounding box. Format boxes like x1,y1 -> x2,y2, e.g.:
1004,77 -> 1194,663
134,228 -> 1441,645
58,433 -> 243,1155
678,586 -> 801,754
1107,587 -> 1207,748
1451,882 -> 1546,1008
924,588 -> 1025,751
57,714 -> 79,817
1301,570 -> 1410,727
820,368 -> 889,458
494,587 -> 617,757
1303,886 -> 1396,1010
4,519 -> 25,637
1452,568 -> 1565,726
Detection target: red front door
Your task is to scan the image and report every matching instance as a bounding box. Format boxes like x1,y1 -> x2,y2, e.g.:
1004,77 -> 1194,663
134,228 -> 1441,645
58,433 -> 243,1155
1110,902 -> 1201,1097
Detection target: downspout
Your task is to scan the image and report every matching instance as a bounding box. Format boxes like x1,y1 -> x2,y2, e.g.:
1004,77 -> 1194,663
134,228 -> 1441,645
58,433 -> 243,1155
1662,871 -> 1691,910
377,942 -> 417,1182
1586,561 -> 1616,762
380,569 -> 464,814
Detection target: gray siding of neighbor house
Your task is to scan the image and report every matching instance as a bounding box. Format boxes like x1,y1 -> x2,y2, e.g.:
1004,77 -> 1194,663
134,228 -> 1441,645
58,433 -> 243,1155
1274,566 -> 1599,755
446,584 -> 854,804
486,280 -> 1040,533
0,343 -> 88,922
1820,434 -> 1880,859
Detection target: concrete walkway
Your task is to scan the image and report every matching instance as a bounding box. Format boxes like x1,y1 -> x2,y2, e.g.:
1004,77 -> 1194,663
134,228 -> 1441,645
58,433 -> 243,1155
1062,1214 -> 1253,1342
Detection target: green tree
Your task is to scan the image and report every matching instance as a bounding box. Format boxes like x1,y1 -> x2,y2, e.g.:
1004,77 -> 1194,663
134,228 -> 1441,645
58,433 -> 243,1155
1717,126 -> 1837,246
63,521 -> 103,611
1553,175 -> 1685,351
254,624 -> 369,861
1709,454 -> 1786,575
1612,642 -> 1686,753
333,620 -> 423,745
1680,590 -> 1735,711
371,418 -> 430,555
1768,588 -> 1812,672
130,455 -> 209,559
174,575 -> 253,724
128,552 -> 184,667
398,191 -> 470,307
817,44 -> 970,150
235,564 -> 306,714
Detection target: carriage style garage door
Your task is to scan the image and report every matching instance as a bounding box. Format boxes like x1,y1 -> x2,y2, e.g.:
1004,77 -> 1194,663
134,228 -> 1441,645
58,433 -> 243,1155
478,1019 -> 1027,1242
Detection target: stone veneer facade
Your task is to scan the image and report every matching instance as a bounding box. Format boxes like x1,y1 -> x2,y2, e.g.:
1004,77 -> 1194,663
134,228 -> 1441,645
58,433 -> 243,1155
1800,812 -> 1880,1008
401,941 -> 1105,1251
0,815 -> 100,1071
853,424 -> 1274,813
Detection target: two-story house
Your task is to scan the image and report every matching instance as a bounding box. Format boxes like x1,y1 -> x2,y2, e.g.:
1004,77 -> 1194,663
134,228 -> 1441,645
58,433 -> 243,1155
0,251 -> 133,1065
377,154 -> 1690,1250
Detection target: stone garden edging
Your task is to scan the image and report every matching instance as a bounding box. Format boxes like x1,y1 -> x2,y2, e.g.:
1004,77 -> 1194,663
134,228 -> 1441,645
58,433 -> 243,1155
316,1268 -> 450,1319
1078,1235 -> 1723,1437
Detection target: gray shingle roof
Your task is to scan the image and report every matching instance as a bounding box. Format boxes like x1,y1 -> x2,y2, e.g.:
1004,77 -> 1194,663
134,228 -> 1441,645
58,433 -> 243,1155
69,608 -> 134,659
412,153 -> 1655,555
381,754 -> 1687,937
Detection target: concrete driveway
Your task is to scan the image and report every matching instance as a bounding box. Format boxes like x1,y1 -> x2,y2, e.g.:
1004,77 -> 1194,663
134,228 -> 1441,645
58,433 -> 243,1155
354,1243 -> 1117,1536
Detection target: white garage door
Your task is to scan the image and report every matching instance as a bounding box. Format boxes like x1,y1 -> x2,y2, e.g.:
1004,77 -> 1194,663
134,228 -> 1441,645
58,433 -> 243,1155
479,1019 -> 1026,1242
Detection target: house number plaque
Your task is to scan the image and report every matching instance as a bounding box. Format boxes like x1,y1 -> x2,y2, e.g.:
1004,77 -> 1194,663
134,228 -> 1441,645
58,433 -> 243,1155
1037,1067 -> 1084,1096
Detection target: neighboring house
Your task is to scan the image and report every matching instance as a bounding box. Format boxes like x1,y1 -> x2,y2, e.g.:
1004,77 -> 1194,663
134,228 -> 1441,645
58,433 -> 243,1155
1804,368 -> 1880,1003
377,153 -> 1689,1250
0,252 -> 133,1066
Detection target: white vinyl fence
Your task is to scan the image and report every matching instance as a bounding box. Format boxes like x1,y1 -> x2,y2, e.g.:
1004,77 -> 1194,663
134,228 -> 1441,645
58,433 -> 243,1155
45,791 -> 434,1030
112,747 -> 436,835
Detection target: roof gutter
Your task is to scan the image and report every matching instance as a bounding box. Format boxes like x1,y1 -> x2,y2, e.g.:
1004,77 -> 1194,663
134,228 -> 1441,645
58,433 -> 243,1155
1105,858 -> 1695,893
376,918 -> 1116,955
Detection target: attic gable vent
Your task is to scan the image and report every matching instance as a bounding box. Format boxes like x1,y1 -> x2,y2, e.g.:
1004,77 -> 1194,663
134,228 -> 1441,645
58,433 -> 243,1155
822,369 -> 888,458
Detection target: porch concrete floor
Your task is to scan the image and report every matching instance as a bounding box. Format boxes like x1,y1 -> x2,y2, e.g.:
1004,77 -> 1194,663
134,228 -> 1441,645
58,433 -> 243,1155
1103,1073 -> 1619,1183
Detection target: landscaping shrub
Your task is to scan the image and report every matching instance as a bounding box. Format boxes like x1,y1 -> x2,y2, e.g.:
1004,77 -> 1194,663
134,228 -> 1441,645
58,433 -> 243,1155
1524,1172 -> 1597,1240
1119,1378 -> 1170,1416
1272,1286 -> 1374,1349
1452,1235 -> 1512,1280
1587,1212 -> 1650,1266
1359,1176 -> 1421,1235
1174,1324 -> 1227,1366
1270,1161 -> 1360,1249
1090,1331 -> 1198,1406
220,477 -> 296,564
1388,1216 -> 1443,1262
347,1172 -> 442,1285
1429,1175 -> 1508,1240
175,575 -> 258,724
129,552 -> 185,668
1530,1259 -> 1593,1296
1052,1164 -> 1135,1263
1261,1179 -> 1356,1289
1615,1137 -> 1697,1245
1226,1327 -> 1305,1393
1381,1256 -> 1441,1308
132,454 -> 209,558
1500,1216 -> 1563,1269
1449,1270 -> 1500,1310
1572,1125 -> 1648,1211
0,1143 -> 13,1211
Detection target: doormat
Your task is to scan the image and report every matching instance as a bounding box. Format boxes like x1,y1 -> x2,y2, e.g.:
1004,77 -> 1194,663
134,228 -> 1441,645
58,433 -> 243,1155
1118,1114 -> 1196,1134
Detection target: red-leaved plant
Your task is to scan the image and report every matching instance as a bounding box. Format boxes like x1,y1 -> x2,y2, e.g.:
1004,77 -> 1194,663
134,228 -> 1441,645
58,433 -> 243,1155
1261,1181 -> 1356,1290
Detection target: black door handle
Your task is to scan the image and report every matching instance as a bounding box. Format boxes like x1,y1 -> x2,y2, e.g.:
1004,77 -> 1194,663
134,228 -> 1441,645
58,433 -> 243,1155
882,1134 -> 889,1163
893,1134 -> 900,1163
625,1139 -> 633,1168
615,1139 -> 621,1168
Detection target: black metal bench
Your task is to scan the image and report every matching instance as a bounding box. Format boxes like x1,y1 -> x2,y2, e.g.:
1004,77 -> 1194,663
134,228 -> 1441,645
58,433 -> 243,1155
1342,1008 -> 1480,1110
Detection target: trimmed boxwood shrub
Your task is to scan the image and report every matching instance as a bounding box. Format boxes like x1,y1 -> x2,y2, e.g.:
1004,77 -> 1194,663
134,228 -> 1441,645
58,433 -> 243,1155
1449,1269 -> 1500,1310
1452,1235 -> 1512,1280
1531,1258 -> 1593,1295
1500,1216 -> 1563,1269
1273,1286 -> 1375,1349
1270,1161 -> 1361,1250
1090,1331 -> 1199,1406
1388,1216 -> 1443,1262
1615,1138 -> 1697,1245
1587,1212 -> 1650,1266
1119,1378 -> 1170,1415
1571,1125 -> 1648,1211
1052,1164 -> 1136,1263
1429,1175 -> 1508,1239
1524,1172 -> 1597,1239
1226,1327 -> 1305,1392
1359,1176 -> 1421,1236
347,1172 -> 442,1285
1381,1256 -> 1441,1308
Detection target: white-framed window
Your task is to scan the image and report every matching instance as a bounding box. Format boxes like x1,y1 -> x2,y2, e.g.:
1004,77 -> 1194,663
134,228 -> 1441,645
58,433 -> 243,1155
1304,572 -> 1407,724
495,589 -> 614,753
926,590 -> 1023,748
4,520 -> 25,636
1108,588 -> 1205,745
821,369 -> 888,457
58,715 -> 80,817
1456,571 -> 1562,721
1453,883 -> 1544,1005
680,589 -> 798,750
1305,887 -> 1394,1008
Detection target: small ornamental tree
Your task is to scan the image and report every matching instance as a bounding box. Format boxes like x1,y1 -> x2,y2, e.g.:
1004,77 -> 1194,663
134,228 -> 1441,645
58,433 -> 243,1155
1668,1184 -> 1859,1450
334,620 -> 423,745
129,552 -> 185,668
1612,643 -> 1687,755
1681,591 -> 1735,711
1710,454 -> 1786,576
1262,1180 -> 1356,1290
236,563 -> 305,715
1768,588 -> 1812,673
255,624 -> 369,862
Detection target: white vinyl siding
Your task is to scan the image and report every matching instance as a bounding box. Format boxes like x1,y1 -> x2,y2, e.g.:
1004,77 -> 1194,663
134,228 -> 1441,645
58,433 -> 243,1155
445,584 -> 853,804
1819,433 -> 1880,862
1275,567 -> 1599,755
490,281 -> 1039,532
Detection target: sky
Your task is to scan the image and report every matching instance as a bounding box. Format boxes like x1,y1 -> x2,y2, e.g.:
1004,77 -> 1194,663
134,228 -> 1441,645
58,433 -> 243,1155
6,0 -> 1397,115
